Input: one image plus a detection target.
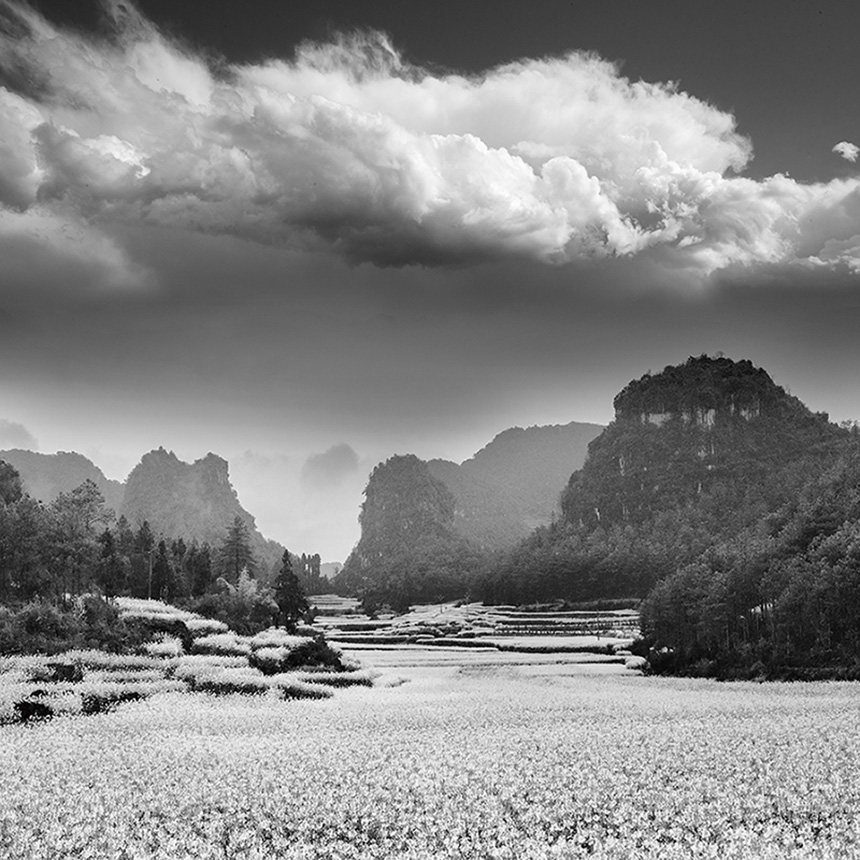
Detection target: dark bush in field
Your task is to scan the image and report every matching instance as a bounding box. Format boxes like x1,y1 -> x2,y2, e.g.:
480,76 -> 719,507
278,637 -> 345,671
194,677 -> 268,696
14,695 -> 53,722
249,636 -> 346,675
81,689 -> 144,715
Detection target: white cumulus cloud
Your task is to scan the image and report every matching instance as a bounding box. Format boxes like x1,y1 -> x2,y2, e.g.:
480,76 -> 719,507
0,0 -> 859,282
833,141 -> 859,163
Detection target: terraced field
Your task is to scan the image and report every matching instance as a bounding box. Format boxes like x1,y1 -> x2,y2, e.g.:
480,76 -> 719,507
0,598 -> 370,725
310,596 -> 640,655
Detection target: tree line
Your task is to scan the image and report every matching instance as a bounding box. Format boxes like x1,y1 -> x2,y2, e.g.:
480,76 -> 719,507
0,464 -> 316,634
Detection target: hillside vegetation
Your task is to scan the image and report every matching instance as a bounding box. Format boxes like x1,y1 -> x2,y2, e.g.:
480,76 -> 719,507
478,356 -> 860,678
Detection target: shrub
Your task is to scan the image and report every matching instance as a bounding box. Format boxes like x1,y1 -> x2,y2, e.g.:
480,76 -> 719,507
297,670 -> 374,688
249,636 -> 345,674
184,590 -> 278,636
192,669 -> 270,696
0,598 -> 146,655
14,694 -> 53,722
279,681 -> 333,700
283,637 -> 346,670
248,646 -> 296,675
82,689 -> 144,715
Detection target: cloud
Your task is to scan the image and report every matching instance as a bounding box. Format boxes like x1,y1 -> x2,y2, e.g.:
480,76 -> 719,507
833,141 -> 859,163
0,1 -> 859,280
0,419 -> 38,450
301,444 -> 360,490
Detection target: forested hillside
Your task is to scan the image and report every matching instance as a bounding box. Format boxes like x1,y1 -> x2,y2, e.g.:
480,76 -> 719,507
477,356 -> 860,677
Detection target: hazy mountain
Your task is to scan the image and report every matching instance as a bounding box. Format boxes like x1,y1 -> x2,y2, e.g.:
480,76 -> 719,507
320,562 -> 342,581
428,421 -> 603,549
335,454 -> 480,608
120,448 -> 284,575
0,449 -> 125,513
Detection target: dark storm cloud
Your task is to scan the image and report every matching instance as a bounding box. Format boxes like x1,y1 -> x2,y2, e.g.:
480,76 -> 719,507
1,0 -> 860,290
301,444 -> 360,491
0,419 -> 38,450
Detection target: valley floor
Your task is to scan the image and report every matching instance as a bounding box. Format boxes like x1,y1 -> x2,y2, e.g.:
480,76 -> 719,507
1,645 -> 859,859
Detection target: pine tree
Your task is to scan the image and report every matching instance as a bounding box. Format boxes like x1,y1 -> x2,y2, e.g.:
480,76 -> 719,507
189,542 -> 214,596
96,528 -> 125,599
216,516 -> 258,584
273,550 -> 308,632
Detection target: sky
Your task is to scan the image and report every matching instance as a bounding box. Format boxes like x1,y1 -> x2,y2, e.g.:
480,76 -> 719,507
1,0 -> 859,561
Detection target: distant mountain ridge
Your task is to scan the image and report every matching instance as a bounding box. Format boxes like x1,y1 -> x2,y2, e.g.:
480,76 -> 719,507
0,449 -> 125,513
428,421 -> 603,549
332,421 -> 604,607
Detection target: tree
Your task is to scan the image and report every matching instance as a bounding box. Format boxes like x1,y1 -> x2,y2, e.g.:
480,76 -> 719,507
188,542 -> 214,596
216,516 -> 257,584
0,460 -> 23,505
273,550 -> 308,632
151,540 -> 174,602
0,495 -> 51,602
51,479 -> 112,599
96,528 -> 126,600
130,520 -> 156,598
114,515 -> 135,558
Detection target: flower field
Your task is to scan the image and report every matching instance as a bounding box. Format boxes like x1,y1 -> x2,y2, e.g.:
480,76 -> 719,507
1,646 -> 859,859
0,599 -> 366,724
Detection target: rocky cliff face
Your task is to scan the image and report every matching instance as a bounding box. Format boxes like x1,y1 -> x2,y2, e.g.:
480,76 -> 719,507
0,449 -> 125,513
120,448 -> 282,573
561,356 -> 842,528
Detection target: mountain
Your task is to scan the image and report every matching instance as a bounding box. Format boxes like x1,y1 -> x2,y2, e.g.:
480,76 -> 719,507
428,421 -> 603,550
319,562 -> 343,581
477,355 -> 850,607
560,356 -> 841,530
334,454 -> 481,609
0,449 -> 125,513
120,448 -> 283,574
